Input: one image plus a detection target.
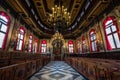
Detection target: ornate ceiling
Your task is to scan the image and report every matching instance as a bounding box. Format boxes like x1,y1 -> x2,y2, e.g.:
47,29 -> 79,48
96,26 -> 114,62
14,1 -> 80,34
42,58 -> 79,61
32,0 -> 84,28
6,0 -> 112,39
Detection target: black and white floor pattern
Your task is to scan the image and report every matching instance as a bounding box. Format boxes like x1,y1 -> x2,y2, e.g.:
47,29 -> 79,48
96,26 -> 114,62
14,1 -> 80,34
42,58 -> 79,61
29,61 -> 87,80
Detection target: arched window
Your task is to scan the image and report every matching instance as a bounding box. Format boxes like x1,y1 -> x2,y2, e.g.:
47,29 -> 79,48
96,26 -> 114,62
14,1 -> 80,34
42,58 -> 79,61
0,11 -> 10,49
82,36 -> 86,53
89,29 -> 97,52
68,40 -> 73,53
33,39 -> 38,53
41,40 -> 47,53
28,35 -> 32,52
103,16 -> 120,50
16,27 -> 25,51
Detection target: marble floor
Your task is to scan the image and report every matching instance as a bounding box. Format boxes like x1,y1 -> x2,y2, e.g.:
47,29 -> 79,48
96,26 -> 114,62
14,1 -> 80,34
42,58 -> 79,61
28,61 -> 87,80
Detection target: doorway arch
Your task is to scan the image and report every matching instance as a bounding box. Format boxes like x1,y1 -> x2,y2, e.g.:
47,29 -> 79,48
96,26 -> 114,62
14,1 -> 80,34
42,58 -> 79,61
52,39 -> 63,61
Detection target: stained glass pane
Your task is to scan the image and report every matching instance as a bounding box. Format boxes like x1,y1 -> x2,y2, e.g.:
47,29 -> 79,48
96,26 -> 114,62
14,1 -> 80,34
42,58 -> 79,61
30,36 -> 32,38
114,33 -> 120,48
29,39 -> 32,43
0,15 -> 8,22
20,29 -> 24,33
29,44 -> 32,52
111,25 -> 117,32
92,42 -> 95,51
105,20 -> 112,26
20,35 -> 23,39
42,47 -> 46,53
91,36 -> 93,41
69,44 -> 73,47
18,40 -> 23,50
106,27 -> 111,34
0,33 -> 5,48
42,44 -> 46,46
1,24 -> 7,32
93,35 -> 96,40
107,35 -> 115,49
83,41 -> 85,44
34,43 -> 37,53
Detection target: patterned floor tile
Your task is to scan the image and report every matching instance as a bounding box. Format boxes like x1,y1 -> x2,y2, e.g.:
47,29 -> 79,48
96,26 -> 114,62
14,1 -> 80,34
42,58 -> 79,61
28,61 -> 87,80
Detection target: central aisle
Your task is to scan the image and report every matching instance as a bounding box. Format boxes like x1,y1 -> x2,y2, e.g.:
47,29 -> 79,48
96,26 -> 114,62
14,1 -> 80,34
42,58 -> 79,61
29,61 -> 87,80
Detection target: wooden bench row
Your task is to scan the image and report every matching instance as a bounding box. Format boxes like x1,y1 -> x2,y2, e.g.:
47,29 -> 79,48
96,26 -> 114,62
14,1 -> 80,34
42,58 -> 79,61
0,57 -> 50,80
64,51 -> 120,60
65,57 -> 120,80
0,51 -> 50,67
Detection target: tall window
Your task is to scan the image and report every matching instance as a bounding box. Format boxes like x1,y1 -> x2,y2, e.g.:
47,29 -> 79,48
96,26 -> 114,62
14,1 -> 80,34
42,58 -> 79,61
28,35 -> 32,52
0,11 -> 10,49
41,40 -> 47,53
33,39 -> 38,53
68,40 -> 73,53
103,16 -> 120,50
82,36 -> 86,53
90,29 -> 97,52
16,27 -> 25,51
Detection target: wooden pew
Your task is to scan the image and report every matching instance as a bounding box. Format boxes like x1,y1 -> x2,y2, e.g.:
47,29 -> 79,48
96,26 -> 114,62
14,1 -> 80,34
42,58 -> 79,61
65,57 -> 120,80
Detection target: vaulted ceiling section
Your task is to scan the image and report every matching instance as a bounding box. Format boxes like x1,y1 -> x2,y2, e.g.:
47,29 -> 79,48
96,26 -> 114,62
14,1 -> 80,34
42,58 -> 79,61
6,0 -> 113,39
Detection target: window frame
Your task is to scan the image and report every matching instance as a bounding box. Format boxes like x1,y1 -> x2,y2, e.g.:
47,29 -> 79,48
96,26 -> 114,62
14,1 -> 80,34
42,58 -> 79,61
16,27 -> 25,51
103,16 -> 120,50
41,40 -> 47,53
28,34 -> 33,52
89,29 -> 98,52
68,40 -> 74,53
0,11 -> 10,49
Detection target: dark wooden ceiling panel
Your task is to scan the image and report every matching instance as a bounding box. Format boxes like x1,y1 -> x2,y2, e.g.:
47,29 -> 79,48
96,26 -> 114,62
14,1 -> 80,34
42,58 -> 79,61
38,8 -> 46,20
6,0 -> 112,39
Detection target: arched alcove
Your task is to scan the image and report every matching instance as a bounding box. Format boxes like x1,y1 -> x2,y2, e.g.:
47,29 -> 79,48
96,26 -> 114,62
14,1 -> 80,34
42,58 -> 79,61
52,39 -> 63,61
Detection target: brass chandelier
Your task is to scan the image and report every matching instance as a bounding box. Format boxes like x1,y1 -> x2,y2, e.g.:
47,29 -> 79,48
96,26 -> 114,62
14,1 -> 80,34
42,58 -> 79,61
51,32 -> 64,42
50,0 -> 69,44
48,1 -> 71,29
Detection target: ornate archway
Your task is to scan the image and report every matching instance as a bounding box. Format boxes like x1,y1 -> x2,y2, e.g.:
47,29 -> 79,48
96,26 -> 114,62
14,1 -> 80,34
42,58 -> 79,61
52,39 -> 63,61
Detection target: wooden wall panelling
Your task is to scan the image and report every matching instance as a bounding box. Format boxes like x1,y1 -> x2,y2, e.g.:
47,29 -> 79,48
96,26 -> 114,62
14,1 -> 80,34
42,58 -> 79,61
31,60 -> 37,74
25,61 -> 32,79
14,63 -> 26,80
10,52 -> 26,64
0,51 -> 10,67
0,65 -> 16,80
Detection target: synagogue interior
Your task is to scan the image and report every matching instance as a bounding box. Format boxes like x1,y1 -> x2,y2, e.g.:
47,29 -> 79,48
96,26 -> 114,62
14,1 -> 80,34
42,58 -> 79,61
0,0 -> 120,80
